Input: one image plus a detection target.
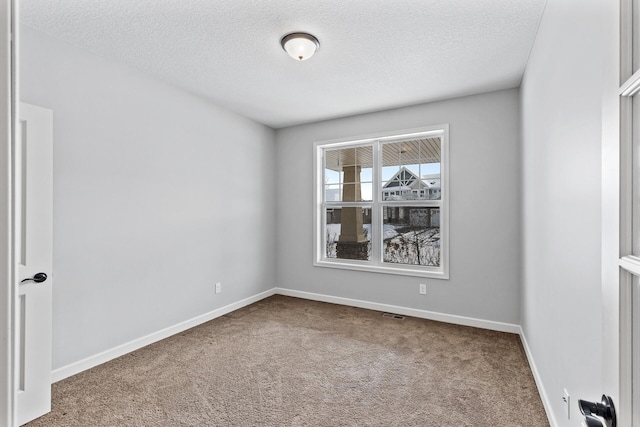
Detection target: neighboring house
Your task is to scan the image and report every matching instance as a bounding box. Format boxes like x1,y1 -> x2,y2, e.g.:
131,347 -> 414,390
325,187 -> 341,202
381,167 -> 441,227
382,167 -> 441,201
326,167 -> 441,227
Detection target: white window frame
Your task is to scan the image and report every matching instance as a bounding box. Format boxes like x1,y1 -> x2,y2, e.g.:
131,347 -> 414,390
313,125 -> 449,279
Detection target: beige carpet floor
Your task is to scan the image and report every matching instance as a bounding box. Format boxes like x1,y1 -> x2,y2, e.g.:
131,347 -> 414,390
27,295 -> 549,426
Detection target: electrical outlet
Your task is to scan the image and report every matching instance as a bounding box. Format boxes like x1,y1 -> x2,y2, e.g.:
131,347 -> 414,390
215,282 -> 221,294
562,389 -> 570,420
419,283 -> 427,295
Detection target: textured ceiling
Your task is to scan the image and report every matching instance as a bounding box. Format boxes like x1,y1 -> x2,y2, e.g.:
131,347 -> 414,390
19,0 -> 546,129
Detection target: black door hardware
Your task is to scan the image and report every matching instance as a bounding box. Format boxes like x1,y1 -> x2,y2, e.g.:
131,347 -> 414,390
578,395 -> 616,427
21,272 -> 47,284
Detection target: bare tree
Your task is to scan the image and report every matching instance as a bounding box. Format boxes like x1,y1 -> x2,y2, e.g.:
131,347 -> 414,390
384,226 -> 440,266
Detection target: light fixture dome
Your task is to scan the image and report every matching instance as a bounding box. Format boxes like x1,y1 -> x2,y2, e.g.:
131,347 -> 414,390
281,32 -> 319,61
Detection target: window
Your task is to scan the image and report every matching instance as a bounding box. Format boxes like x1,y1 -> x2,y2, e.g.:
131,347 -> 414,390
313,126 -> 449,278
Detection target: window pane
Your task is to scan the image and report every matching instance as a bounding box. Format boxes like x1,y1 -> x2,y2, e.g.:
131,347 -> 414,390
325,145 -> 373,202
381,138 -> 441,201
325,207 -> 371,261
383,207 -> 440,266
360,183 -> 373,201
325,169 -> 341,185
325,184 -> 342,202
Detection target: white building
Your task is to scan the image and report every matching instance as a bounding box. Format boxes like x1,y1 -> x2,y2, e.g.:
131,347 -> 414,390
382,167 -> 441,201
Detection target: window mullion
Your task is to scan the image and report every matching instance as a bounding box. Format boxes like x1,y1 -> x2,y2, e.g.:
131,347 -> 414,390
372,140 -> 381,266
381,200 -> 442,208
325,201 -> 369,207
320,201 -> 326,261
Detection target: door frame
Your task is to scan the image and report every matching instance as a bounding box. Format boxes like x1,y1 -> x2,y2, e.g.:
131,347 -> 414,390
0,0 -> 15,425
605,0 -> 636,425
601,0 -> 622,421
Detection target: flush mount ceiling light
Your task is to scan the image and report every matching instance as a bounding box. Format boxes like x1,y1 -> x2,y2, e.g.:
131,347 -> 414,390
281,32 -> 320,61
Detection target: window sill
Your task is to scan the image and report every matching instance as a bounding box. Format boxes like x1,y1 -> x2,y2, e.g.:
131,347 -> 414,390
313,259 -> 449,279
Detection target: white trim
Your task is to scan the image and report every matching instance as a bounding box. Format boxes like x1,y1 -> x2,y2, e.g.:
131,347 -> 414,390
440,123 -> 450,278
620,68 -> 640,97
313,124 -> 449,280
313,259 -> 447,279
620,255 -> 640,276
518,328 -> 558,427
0,0 -> 15,425
47,287 -> 553,426
274,287 -> 519,333
623,272 -> 635,424
50,286 -> 524,380
45,286 -> 558,427
619,0 -> 636,424
51,289 -> 276,383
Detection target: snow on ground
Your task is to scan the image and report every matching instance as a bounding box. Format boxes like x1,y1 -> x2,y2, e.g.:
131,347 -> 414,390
325,223 -> 440,266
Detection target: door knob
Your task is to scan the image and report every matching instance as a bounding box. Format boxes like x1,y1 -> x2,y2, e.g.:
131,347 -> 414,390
578,395 -> 616,427
21,272 -> 47,284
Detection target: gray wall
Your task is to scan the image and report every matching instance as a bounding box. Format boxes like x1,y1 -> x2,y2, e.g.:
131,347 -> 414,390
520,0 -> 604,424
20,26 -> 277,370
275,89 -> 522,325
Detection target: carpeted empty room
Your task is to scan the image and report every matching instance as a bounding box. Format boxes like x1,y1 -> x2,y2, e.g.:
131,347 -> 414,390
26,296 -> 548,426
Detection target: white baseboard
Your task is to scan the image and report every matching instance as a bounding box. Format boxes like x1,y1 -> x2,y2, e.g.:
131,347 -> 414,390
276,288 -> 553,426
52,286 -> 553,427
274,287 -> 521,334
518,327 -> 558,427
51,288 -> 277,383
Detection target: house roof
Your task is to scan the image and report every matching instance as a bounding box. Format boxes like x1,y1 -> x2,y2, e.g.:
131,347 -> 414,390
382,167 -> 440,191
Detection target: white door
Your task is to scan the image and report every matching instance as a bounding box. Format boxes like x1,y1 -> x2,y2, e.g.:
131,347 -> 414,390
15,103 -> 53,425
